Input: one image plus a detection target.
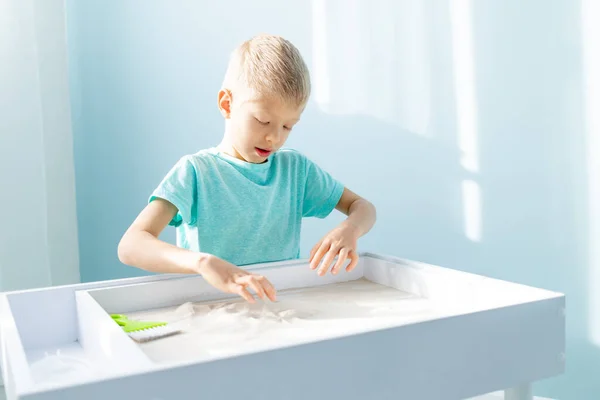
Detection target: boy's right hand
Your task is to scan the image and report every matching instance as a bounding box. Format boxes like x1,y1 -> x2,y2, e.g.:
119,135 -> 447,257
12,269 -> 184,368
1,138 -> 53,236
197,255 -> 277,303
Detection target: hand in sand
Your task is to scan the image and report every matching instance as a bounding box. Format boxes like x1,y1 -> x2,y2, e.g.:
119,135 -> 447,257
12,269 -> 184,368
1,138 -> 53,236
309,222 -> 360,276
198,255 -> 277,303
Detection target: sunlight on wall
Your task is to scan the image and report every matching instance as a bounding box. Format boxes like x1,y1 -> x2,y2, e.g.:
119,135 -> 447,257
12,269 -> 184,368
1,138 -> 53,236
582,0 -> 600,347
450,0 -> 478,173
450,0 -> 482,242
461,179 -> 482,242
311,0 -> 330,107
310,0 -> 431,136
0,0 -> 11,290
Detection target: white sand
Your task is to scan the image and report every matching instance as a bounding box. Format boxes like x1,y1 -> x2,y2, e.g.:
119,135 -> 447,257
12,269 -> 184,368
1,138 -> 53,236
126,278 -> 438,364
27,345 -> 98,387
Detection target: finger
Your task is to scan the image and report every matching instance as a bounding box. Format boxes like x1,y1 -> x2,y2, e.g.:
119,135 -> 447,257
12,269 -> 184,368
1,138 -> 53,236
345,251 -> 360,272
309,240 -> 322,262
331,248 -> 350,275
232,283 -> 255,303
310,242 -> 330,270
257,276 -> 278,302
318,246 -> 339,276
246,276 -> 266,300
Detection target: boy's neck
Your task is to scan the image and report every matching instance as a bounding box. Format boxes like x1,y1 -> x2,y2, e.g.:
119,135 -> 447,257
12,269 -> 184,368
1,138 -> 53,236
216,139 -> 239,160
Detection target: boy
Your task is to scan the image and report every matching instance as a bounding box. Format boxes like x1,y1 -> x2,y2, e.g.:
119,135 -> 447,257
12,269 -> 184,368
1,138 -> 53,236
118,34 -> 376,303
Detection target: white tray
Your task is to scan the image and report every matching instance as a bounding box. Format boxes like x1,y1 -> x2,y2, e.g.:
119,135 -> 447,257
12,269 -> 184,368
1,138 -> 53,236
0,253 -> 564,400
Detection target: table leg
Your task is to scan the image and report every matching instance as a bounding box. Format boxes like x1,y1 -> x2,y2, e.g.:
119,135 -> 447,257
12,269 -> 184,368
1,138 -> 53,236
505,383 -> 533,400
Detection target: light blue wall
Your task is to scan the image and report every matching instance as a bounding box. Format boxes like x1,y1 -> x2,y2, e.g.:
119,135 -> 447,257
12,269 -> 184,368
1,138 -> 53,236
0,0 -> 80,291
66,1 -> 598,398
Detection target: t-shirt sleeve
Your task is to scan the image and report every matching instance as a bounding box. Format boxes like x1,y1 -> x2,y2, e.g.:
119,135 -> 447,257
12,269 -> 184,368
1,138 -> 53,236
302,156 -> 345,219
149,157 -> 198,227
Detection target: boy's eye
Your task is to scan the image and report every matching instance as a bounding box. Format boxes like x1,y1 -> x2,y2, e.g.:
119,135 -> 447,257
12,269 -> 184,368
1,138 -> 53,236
255,117 -> 269,125
283,126 -> 291,131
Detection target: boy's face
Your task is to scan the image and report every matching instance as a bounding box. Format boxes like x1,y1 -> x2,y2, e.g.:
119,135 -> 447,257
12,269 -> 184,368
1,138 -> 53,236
219,89 -> 304,163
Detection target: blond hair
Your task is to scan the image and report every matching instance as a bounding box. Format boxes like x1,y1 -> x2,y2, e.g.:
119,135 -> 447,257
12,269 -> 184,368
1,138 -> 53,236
222,34 -> 311,105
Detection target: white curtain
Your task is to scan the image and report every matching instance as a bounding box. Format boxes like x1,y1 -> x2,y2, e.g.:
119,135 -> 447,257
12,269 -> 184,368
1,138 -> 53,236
0,0 -> 80,292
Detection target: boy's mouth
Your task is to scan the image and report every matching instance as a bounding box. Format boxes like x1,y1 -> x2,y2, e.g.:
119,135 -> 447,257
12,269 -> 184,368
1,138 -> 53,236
255,147 -> 272,157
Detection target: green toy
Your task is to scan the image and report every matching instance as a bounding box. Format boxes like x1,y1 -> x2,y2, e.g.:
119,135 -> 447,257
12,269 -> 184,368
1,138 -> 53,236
111,314 -> 180,342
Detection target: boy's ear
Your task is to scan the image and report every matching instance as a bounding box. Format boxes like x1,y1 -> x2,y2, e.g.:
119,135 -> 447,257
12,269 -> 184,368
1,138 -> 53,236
218,89 -> 232,118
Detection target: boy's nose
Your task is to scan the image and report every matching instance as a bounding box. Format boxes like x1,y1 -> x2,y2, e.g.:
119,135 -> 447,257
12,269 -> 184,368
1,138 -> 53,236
266,128 -> 283,144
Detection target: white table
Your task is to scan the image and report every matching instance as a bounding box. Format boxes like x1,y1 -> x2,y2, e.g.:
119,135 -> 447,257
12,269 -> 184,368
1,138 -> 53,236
0,253 -> 564,400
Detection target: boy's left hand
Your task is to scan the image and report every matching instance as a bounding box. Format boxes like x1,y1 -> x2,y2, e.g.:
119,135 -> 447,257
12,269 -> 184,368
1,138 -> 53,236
309,221 -> 360,276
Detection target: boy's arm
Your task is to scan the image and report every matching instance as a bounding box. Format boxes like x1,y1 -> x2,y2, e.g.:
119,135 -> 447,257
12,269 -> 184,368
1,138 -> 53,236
309,188 -> 376,275
334,187 -> 377,237
118,198 -> 205,274
118,198 -> 276,302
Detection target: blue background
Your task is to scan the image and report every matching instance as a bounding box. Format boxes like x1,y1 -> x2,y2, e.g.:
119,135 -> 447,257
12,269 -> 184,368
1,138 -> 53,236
65,1 -> 598,398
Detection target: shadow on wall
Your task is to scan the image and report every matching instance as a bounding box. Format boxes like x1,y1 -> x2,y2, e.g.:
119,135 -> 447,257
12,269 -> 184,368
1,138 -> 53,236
290,0 -> 596,399
293,0 -> 468,270
67,0 -> 598,398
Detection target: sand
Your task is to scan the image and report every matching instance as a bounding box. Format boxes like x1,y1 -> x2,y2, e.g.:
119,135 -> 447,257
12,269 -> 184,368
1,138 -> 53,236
126,278 -> 437,364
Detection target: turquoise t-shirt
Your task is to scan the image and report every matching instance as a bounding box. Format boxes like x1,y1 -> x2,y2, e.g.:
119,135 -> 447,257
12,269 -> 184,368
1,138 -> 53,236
149,147 -> 344,267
